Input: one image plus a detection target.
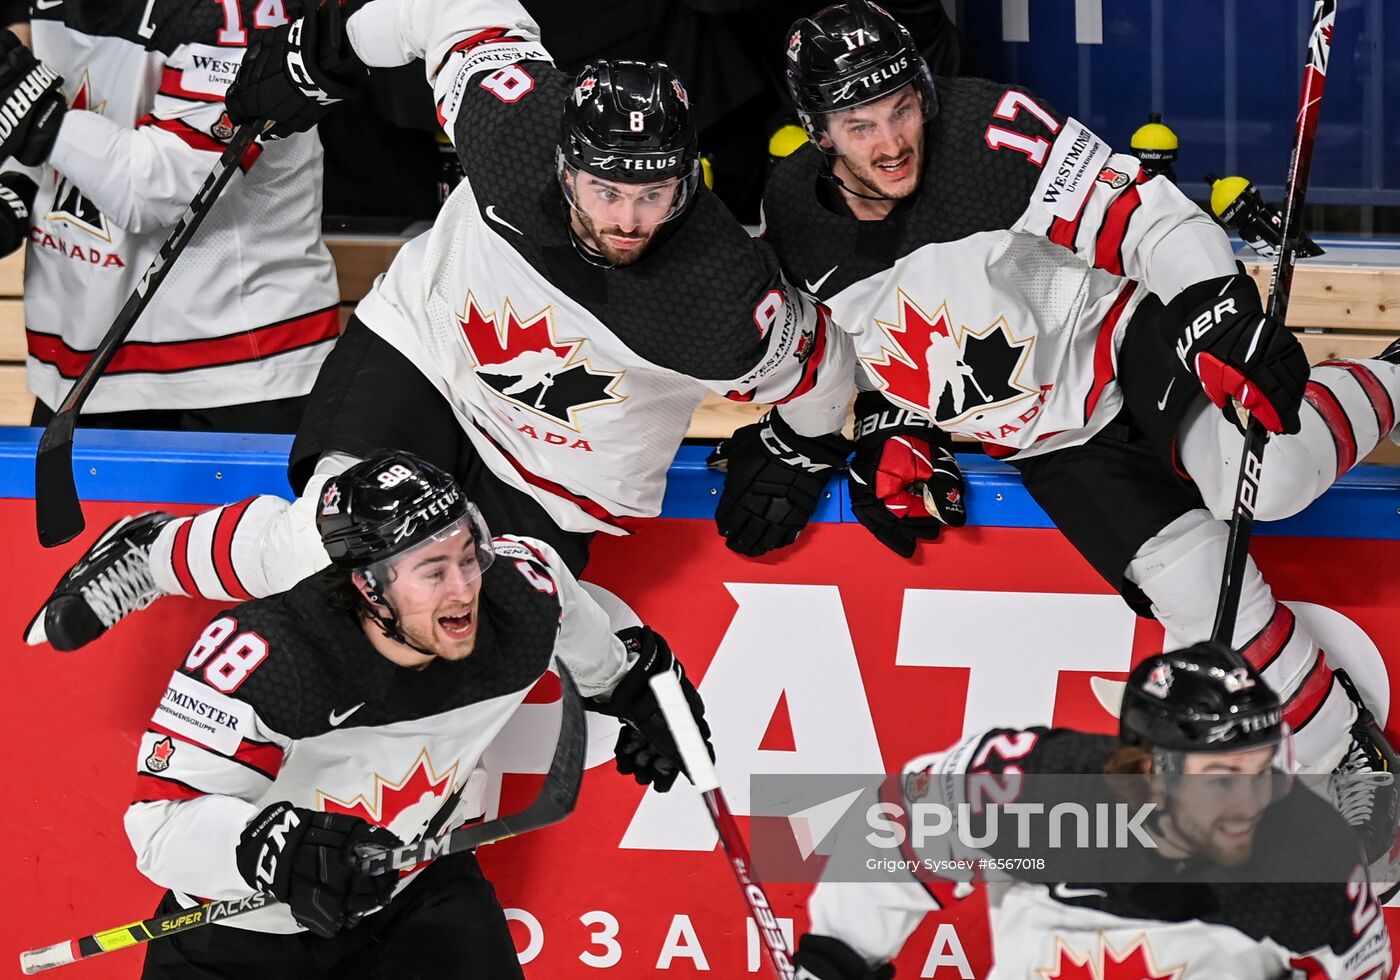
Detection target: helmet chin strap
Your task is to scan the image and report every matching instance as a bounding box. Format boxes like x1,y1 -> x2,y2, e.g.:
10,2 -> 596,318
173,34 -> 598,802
362,573 -> 439,659
821,167 -> 899,203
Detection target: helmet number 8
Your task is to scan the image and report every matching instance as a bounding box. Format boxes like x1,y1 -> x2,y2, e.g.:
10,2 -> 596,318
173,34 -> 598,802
629,110 -> 645,132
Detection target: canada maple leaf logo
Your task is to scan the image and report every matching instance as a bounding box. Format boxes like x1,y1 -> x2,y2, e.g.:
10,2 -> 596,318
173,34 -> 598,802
863,291 -> 1035,425
145,736 -> 175,773
1038,934 -> 1186,980
47,71 -> 112,241
319,751 -> 460,844
459,294 -> 625,431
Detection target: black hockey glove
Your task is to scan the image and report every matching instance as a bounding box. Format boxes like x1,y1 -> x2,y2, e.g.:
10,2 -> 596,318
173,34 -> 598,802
0,172 -> 37,257
225,0 -> 368,139
848,390 -> 965,558
0,31 -> 66,166
708,409 -> 851,557
794,934 -> 895,980
235,801 -> 401,937
590,626 -> 712,793
1167,265 -> 1309,435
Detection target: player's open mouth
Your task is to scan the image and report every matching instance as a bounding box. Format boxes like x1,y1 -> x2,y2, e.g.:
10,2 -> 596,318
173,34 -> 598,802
875,155 -> 912,179
438,610 -> 474,638
1216,818 -> 1257,843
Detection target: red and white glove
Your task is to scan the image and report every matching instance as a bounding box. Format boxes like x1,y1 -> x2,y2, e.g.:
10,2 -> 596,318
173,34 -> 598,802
1168,266 -> 1309,434
848,391 -> 966,558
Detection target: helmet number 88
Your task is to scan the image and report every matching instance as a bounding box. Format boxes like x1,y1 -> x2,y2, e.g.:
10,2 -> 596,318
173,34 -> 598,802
377,464 -> 414,489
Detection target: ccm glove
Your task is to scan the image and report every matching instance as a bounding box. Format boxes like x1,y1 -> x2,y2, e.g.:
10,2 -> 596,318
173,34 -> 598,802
848,390 -> 965,558
591,626 -> 711,793
235,801 -> 400,937
225,0 -> 368,139
794,934 -> 895,980
1168,266 -> 1309,434
0,31 -> 66,166
708,409 -> 851,557
0,172 -> 36,256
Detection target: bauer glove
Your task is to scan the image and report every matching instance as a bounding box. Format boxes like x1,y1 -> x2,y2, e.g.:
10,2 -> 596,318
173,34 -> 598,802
1167,265 -> 1309,435
848,390 -> 966,558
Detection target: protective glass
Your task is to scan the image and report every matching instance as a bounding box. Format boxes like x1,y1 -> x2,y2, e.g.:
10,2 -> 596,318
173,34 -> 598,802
364,505 -> 495,605
557,158 -> 698,228
1158,722 -> 1297,801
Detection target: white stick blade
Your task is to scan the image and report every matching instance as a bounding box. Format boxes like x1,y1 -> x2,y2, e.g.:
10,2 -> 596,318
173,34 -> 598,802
649,671 -> 721,792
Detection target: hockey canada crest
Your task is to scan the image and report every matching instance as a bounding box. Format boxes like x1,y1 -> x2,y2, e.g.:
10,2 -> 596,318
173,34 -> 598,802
459,294 -> 625,431
1038,934 -> 1186,980
1096,166 -> 1131,190
47,71 -> 112,241
320,750 -> 462,846
145,736 -> 175,773
863,291 -> 1036,425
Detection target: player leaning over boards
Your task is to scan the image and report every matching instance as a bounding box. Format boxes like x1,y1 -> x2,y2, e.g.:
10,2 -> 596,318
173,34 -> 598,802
789,644 -> 1392,979
126,451 -> 710,978
742,0 -> 1400,866
27,4 -> 851,636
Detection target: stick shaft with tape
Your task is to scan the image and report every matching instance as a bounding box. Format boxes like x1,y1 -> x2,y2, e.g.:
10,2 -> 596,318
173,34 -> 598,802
649,673 -> 796,979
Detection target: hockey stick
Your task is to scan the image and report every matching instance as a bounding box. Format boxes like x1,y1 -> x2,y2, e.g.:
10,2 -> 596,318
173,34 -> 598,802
650,672 -> 797,980
19,663 -> 586,975
1211,0 -> 1335,644
34,121 -> 267,549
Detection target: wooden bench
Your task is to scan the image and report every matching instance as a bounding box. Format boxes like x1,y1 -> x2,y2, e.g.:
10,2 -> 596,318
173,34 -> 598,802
2,239 -> 1397,463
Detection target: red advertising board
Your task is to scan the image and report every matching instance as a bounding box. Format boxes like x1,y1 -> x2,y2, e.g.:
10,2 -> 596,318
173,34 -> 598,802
3,501 -> 1398,977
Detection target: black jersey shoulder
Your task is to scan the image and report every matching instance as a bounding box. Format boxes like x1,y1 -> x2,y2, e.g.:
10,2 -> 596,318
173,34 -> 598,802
181,562 -> 562,741
763,76 -> 1063,302
453,60 -> 787,382
35,0 -> 153,46
147,0 -> 268,55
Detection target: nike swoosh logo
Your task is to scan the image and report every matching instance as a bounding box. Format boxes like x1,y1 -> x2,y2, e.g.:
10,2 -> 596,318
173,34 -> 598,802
328,703 -> 364,727
803,266 -> 839,294
1156,378 -> 1175,412
1052,883 -> 1108,900
484,204 -> 523,236
34,0 -> 62,8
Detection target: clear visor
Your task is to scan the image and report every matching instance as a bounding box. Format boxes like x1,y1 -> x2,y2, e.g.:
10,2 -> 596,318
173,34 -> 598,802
363,507 -> 495,605
558,159 -> 697,228
804,71 -> 937,157
1157,723 -> 1297,797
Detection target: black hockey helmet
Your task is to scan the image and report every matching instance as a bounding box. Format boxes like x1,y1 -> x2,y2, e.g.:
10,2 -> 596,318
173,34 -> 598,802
557,60 -> 700,223
1120,642 -> 1288,763
316,451 -> 494,582
784,1 -> 938,149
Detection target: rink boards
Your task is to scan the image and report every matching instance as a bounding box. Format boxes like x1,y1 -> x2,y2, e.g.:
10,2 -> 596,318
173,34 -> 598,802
0,430 -> 1398,977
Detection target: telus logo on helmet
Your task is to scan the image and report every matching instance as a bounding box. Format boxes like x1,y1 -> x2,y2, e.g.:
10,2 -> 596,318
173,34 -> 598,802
390,489 -> 462,543
831,56 -> 909,103
588,154 -> 679,172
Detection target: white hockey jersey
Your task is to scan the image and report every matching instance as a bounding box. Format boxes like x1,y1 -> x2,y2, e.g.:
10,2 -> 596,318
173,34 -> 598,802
19,0 -> 339,414
761,78 -> 1238,460
805,726 -> 1392,979
340,0 -> 852,534
125,535 -> 631,934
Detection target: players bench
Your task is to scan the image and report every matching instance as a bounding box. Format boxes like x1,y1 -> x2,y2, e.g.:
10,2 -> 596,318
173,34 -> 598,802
0,237 -> 1396,465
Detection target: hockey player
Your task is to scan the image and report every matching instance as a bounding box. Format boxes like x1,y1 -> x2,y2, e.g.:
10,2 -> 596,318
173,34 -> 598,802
791,644 -> 1393,979
755,0 -> 1400,857
126,451 -> 711,977
25,0 -> 854,650
0,1 -> 338,431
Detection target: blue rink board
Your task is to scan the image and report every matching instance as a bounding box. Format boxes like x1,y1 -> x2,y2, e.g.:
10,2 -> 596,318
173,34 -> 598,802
0,427 -> 1396,540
